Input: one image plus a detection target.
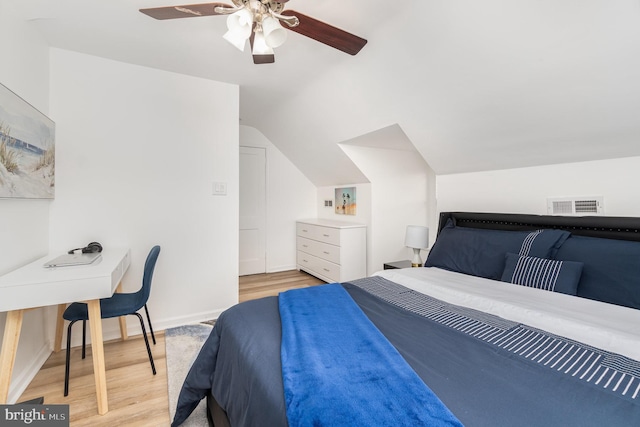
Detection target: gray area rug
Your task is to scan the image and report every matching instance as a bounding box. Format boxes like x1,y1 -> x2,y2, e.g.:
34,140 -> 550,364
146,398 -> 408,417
166,323 -> 214,426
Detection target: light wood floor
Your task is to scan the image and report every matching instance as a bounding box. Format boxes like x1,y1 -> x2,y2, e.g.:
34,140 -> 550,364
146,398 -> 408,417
18,270 -> 324,426
238,269 -> 324,303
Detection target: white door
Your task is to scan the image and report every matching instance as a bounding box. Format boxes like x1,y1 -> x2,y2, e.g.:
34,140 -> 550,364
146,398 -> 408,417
239,146 -> 266,276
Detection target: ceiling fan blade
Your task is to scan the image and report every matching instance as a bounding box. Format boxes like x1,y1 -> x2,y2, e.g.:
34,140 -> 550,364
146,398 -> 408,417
281,10 -> 367,56
139,3 -> 231,20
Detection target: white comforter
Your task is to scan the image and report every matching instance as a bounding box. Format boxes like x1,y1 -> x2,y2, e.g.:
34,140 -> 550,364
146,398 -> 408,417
374,267 -> 640,361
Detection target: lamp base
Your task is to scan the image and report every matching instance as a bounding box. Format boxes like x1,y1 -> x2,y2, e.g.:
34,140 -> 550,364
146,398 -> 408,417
411,248 -> 423,268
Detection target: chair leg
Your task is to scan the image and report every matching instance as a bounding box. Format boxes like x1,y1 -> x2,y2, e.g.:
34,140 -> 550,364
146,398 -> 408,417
64,320 -> 80,397
132,313 -> 156,375
81,320 -> 86,359
144,304 -> 156,345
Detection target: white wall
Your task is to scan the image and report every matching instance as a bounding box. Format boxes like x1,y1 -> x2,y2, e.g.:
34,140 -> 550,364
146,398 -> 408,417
48,49 -> 239,340
239,126 -> 316,272
0,40 -> 239,401
339,145 -> 433,273
436,156 -> 640,217
0,1 -> 53,403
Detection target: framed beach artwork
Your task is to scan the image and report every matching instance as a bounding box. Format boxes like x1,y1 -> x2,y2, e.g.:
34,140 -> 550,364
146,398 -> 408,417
0,82 -> 55,199
335,187 -> 356,215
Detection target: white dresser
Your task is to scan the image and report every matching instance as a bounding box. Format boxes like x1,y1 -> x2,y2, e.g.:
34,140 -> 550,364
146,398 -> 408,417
296,219 -> 367,283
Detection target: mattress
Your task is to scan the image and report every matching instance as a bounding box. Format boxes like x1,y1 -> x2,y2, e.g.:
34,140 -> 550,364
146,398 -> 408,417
172,269 -> 640,426
375,267 -> 640,361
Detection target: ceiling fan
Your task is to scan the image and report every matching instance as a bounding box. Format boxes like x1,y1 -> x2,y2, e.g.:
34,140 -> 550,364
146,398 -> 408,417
140,1 -> 368,64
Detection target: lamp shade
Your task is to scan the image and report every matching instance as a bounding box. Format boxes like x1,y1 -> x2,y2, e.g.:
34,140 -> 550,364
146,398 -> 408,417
252,31 -> 274,55
223,8 -> 253,52
262,16 -> 287,48
226,8 -> 253,38
405,225 -> 429,249
223,29 -> 248,51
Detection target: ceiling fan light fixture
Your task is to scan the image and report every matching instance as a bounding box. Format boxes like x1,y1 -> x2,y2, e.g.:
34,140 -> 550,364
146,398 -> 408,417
139,2 -> 368,64
252,31 -> 274,56
223,29 -> 248,51
262,15 -> 287,48
226,8 -> 253,38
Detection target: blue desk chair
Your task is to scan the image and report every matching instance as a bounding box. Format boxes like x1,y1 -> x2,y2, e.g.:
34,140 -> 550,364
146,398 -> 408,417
63,245 -> 161,396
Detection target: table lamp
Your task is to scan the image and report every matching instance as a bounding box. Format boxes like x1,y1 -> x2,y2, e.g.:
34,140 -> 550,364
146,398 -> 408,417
405,225 -> 429,267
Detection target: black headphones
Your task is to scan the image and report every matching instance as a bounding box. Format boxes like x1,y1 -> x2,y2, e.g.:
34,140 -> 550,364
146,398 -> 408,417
67,242 -> 103,255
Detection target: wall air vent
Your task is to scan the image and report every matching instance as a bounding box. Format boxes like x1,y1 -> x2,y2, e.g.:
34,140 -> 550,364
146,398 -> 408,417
547,197 -> 604,216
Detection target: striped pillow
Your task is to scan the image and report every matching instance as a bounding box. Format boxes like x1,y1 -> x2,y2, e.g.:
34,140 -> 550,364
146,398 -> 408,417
500,253 -> 583,295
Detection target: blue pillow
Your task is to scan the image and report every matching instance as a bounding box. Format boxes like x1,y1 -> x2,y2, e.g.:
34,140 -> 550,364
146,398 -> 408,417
500,253 -> 583,295
555,235 -> 640,309
425,220 -> 571,280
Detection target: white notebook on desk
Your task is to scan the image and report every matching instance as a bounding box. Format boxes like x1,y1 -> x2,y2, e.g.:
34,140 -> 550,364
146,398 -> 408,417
43,252 -> 102,268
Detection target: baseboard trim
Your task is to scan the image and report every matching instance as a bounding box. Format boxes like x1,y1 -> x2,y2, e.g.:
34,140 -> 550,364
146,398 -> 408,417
266,264 -> 297,273
150,309 -> 228,332
65,307 -> 230,348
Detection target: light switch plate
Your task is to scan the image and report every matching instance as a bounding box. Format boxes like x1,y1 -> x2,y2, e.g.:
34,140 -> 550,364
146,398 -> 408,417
212,181 -> 227,195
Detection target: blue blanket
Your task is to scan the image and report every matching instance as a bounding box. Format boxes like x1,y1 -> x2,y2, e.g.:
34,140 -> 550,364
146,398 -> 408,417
279,284 -> 463,427
173,279 -> 640,426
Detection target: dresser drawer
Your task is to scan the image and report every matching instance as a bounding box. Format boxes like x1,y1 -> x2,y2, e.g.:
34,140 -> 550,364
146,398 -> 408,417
296,236 -> 341,264
313,226 -> 340,245
297,250 -> 319,272
296,222 -> 341,246
296,251 -> 341,283
296,222 -> 316,239
314,257 -> 340,282
296,236 -> 315,254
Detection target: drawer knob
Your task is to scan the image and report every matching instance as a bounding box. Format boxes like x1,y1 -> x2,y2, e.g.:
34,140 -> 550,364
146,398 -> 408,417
323,251 -> 330,254
323,268 -> 330,272
322,234 -> 330,237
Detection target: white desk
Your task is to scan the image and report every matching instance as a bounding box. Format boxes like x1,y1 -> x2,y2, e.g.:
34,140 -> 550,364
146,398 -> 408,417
0,248 -> 130,415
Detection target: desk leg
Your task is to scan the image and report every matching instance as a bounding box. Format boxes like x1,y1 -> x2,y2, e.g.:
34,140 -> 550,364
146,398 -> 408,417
115,283 -> 128,341
0,310 -> 24,403
87,300 -> 108,415
54,304 -> 66,353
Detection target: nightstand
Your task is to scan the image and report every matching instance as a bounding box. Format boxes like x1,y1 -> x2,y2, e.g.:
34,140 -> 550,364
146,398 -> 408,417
383,260 -> 413,270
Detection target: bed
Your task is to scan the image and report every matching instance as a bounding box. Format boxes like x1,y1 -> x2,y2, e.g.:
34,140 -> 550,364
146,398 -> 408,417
172,212 -> 640,426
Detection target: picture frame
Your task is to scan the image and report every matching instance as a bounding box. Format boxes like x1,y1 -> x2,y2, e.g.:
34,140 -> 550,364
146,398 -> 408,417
0,82 -> 55,199
335,187 -> 356,215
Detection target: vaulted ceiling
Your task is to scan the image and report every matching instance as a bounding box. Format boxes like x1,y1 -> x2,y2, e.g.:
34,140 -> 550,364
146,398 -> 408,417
12,0 -> 640,185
